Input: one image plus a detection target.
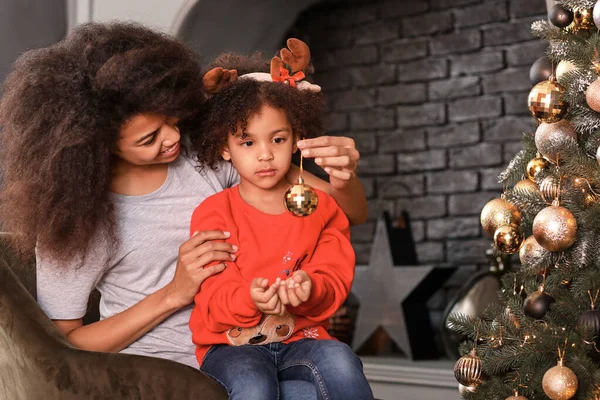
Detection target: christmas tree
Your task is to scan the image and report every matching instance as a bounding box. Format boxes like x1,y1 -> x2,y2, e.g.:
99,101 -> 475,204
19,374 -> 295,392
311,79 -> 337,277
448,2 -> 600,399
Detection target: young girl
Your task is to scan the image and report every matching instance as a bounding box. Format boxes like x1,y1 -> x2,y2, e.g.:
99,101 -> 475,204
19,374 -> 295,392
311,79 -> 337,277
0,22 -> 368,400
188,42 -> 374,400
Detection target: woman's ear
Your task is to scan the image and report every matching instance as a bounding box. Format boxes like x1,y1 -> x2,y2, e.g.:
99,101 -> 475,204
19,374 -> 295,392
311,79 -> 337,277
221,146 -> 232,161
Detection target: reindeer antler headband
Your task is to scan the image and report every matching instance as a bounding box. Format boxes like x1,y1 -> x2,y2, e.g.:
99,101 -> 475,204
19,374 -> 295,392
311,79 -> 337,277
202,38 -> 321,94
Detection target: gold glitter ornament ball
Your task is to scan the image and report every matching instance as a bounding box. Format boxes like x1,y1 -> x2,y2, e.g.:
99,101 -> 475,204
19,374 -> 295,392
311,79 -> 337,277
542,361 -> 578,400
527,157 -> 549,181
533,205 -> 577,252
454,350 -> 482,387
528,78 -> 568,123
480,198 -> 522,236
494,225 -> 524,254
535,120 -> 577,162
284,177 -> 318,217
519,235 -> 548,266
586,79 -> 600,112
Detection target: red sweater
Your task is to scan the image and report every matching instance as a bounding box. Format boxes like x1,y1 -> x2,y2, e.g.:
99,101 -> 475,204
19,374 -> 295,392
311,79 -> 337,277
188,186 -> 355,365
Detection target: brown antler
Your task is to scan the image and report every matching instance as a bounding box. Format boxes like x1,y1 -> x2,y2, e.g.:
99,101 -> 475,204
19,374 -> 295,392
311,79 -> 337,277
202,67 -> 238,94
279,38 -> 310,73
270,57 -> 283,81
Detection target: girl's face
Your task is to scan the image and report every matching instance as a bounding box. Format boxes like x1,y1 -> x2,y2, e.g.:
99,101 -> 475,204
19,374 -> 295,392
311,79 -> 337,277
222,104 -> 297,190
115,113 -> 181,166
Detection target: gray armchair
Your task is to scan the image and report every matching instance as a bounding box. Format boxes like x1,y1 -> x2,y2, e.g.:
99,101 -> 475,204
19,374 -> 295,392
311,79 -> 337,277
0,236 -> 227,399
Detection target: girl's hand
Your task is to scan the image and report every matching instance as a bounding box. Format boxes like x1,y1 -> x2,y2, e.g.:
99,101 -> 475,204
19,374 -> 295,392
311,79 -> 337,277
277,271 -> 312,307
297,136 -> 360,190
250,278 -> 284,315
166,230 -> 236,309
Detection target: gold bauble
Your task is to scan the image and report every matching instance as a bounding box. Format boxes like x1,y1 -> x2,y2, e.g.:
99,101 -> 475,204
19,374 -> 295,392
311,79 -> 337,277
533,205 -> 577,251
556,60 -> 576,83
480,198 -> 522,236
454,349 -> 482,387
569,8 -> 595,33
527,157 -> 549,181
506,394 -> 528,400
540,175 -> 560,203
458,383 -> 476,396
542,360 -> 578,400
494,225 -> 524,254
284,176 -> 318,217
535,120 -> 577,162
519,235 -> 548,266
528,77 -> 568,123
514,179 -> 539,195
586,79 -> 600,112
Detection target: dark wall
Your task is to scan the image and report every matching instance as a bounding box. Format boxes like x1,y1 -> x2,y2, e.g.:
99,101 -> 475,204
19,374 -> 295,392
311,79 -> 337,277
289,0 -> 548,351
0,0 -> 66,84
290,0 -> 547,267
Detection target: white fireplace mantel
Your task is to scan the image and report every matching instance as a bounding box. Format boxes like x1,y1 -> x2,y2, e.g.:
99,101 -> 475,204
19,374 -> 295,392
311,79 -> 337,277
361,357 -> 460,400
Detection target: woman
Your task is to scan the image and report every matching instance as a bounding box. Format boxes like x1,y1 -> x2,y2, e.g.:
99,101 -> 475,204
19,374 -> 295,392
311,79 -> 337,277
0,22 -> 367,399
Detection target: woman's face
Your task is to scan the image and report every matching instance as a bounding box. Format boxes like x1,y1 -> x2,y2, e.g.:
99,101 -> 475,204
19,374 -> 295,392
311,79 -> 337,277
115,113 -> 181,166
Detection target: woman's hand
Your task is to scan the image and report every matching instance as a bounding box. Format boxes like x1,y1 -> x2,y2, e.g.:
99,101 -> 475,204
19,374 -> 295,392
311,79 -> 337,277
166,230 -> 236,309
297,136 -> 360,190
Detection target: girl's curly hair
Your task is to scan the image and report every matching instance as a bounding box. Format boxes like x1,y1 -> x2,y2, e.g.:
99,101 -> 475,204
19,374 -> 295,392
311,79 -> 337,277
0,22 -> 206,262
192,55 -> 324,168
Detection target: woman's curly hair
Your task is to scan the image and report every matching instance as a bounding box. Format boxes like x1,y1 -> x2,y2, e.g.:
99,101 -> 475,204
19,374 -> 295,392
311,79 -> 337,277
0,22 -> 206,262
192,54 -> 324,168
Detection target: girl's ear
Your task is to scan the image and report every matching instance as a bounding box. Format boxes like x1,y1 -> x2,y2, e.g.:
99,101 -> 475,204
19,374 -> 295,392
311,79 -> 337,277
221,146 -> 232,161
292,141 -> 298,154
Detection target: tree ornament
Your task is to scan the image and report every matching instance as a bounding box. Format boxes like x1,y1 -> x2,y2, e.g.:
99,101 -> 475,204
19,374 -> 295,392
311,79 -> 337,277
530,56 -> 553,85
569,8 -> 595,34
586,79 -> 600,112
540,176 -> 560,203
284,155 -> 318,217
480,198 -> 522,236
519,235 -> 548,266
458,383 -> 476,396
556,60 -> 576,83
577,290 -> 600,342
526,157 -> 549,182
594,0 -> 600,29
535,120 -> 577,162
528,76 -> 568,123
514,179 -> 539,194
523,286 -> 554,319
577,310 -> 600,340
494,225 -> 524,254
454,349 -> 482,387
596,145 -> 600,165
550,4 -> 574,28
532,201 -> 577,252
506,392 -> 528,400
542,344 -> 578,400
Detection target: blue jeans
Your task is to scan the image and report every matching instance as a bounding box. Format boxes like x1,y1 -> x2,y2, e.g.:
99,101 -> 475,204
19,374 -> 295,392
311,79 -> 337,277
201,339 -> 374,400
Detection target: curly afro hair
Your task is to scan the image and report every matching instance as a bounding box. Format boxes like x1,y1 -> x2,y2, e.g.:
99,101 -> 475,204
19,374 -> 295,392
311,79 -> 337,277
191,55 -> 324,169
0,22 -> 206,262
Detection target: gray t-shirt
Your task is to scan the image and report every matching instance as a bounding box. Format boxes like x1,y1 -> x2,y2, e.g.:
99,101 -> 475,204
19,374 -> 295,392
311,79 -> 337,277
37,154 -> 239,368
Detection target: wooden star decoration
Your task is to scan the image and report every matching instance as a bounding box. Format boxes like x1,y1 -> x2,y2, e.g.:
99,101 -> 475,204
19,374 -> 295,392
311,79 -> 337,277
351,217 -> 455,359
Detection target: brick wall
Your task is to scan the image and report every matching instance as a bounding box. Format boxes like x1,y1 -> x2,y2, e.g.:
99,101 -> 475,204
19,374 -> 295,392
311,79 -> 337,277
288,0 -> 548,356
